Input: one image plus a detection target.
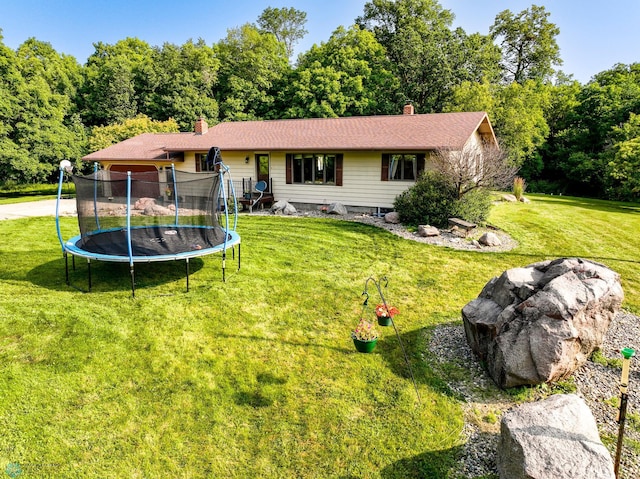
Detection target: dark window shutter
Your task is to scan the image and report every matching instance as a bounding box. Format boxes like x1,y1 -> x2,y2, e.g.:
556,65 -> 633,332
286,154 -> 292,184
195,154 -> 201,172
417,154 -> 426,177
336,154 -> 343,186
381,154 -> 389,181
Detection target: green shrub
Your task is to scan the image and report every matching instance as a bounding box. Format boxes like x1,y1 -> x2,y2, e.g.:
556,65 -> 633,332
393,171 -> 457,227
394,172 -> 493,227
451,188 -> 493,225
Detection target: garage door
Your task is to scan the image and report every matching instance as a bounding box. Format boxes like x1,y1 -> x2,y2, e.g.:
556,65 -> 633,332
109,165 -> 160,198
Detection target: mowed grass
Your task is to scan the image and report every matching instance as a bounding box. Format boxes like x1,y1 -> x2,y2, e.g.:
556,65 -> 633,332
0,194 -> 639,478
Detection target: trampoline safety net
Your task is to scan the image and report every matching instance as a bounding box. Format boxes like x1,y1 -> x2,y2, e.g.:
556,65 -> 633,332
71,168 -> 233,257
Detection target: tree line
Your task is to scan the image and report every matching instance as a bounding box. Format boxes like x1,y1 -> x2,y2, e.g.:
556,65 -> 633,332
1,0 -> 639,201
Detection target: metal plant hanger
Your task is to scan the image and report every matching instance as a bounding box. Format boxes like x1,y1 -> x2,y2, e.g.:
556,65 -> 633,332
362,275 -> 421,404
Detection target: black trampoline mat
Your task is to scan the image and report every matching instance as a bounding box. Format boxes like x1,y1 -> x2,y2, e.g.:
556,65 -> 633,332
77,226 -> 227,257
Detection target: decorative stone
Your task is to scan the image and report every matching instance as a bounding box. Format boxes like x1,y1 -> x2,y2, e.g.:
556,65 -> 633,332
327,202 -> 347,215
479,232 -> 502,246
418,225 -> 439,237
462,258 -> 623,388
134,197 -> 156,209
143,204 -> 173,216
501,194 -> 517,202
519,196 -> 531,203
385,211 -> 400,223
270,200 -> 296,215
497,394 -> 615,479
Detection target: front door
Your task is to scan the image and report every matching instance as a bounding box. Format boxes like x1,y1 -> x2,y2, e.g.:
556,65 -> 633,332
256,154 -> 270,191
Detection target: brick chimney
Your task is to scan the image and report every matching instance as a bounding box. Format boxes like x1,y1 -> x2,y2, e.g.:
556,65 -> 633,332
403,101 -> 415,115
195,117 -> 208,135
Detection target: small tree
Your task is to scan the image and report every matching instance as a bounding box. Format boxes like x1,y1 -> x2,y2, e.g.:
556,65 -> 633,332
394,144 -> 517,226
431,143 -> 518,199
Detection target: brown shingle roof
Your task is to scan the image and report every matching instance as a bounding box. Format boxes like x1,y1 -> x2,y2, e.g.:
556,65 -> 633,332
83,112 -> 495,161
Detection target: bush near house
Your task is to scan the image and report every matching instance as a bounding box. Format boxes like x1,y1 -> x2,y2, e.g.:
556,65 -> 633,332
394,171 -> 492,227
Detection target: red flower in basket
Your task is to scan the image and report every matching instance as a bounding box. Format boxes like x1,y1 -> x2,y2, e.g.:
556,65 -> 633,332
375,304 -> 399,318
375,304 -> 399,326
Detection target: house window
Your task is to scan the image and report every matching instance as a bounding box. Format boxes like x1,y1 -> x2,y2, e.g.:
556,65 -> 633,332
196,153 -> 217,172
381,153 -> 426,181
287,153 -> 342,185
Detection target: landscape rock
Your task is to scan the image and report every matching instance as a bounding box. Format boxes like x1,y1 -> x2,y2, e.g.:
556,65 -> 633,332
134,197 -> 156,209
519,196 -> 531,203
385,211 -> 400,223
418,225 -> 440,237
143,204 -> 173,216
501,194 -> 518,202
497,394 -> 615,479
462,258 -> 623,388
479,232 -> 502,246
327,202 -> 347,215
270,200 -> 297,215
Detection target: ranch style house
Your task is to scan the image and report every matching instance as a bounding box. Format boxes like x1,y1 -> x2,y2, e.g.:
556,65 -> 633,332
82,104 -> 498,212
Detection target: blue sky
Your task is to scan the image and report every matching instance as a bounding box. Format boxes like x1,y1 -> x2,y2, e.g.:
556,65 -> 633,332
0,0 -> 638,84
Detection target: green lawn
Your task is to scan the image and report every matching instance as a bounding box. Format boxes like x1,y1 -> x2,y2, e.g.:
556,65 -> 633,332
0,194 -> 638,478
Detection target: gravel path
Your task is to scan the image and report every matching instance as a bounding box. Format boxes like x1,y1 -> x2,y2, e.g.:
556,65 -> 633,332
428,311 -> 640,478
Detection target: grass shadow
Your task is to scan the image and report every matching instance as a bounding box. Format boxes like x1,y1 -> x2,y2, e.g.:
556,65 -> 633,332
380,445 -> 464,479
26,256 -> 206,293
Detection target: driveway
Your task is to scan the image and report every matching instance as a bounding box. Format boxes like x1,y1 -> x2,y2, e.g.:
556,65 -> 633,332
0,199 -> 77,221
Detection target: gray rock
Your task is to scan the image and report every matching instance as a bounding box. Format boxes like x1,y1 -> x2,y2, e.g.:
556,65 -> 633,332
327,202 -> 347,215
497,394 -> 615,479
462,258 -> 623,388
143,204 -> 173,216
270,200 -> 288,213
479,232 -> 502,246
520,196 -> 531,203
418,225 -> 440,237
501,193 -> 518,202
270,200 -> 296,215
385,211 -> 400,223
283,203 -> 297,215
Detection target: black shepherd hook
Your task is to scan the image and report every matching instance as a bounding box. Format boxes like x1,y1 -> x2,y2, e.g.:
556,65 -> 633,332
364,275 -> 421,404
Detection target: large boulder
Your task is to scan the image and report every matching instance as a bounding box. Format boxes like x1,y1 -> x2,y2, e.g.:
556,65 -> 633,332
462,258 -> 623,388
497,394 -> 615,479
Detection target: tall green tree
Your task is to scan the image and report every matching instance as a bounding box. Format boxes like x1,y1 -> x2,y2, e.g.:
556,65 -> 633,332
490,5 -> 562,84
357,0 -> 500,113
80,38 -> 154,126
282,25 -> 399,118
606,112 -> 640,200
214,24 -> 290,121
446,79 -> 550,165
145,40 -> 220,130
0,35 -> 85,183
539,63 -> 640,197
256,7 -> 308,60
88,115 -> 179,151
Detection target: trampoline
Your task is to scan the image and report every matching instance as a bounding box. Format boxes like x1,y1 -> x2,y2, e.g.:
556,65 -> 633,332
55,147 -> 241,296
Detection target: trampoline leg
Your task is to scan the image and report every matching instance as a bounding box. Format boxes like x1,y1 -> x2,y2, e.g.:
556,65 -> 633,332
87,259 -> 92,291
238,243 -> 241,271
185,258 -> 190,292
130,265 -> 135,298
64,252 -> 69,285
222,252 -> 226,282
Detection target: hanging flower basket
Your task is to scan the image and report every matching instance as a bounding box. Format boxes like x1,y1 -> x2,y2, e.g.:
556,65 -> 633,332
375,304 -> 399,327
352,336 -> 378,353
352,318 -> 379,353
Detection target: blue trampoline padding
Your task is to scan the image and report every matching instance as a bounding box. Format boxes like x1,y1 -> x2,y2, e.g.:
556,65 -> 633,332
64,225 -> 240,263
